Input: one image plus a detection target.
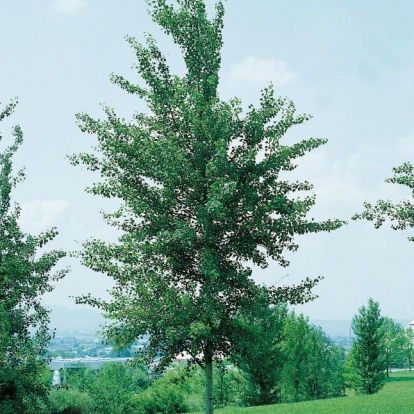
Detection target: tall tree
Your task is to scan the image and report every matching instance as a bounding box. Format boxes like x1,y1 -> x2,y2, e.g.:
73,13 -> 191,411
401,327 -> 414,371
349,298 -> 386,394
0,100 -> 67,413
70,1 -> 344,412
382,317 -> 404,377
303,325 -> 345,400
280,312 -> 311,402
280,312 -> 345,402
231,301 -> 288,406
353,162 -> 414,240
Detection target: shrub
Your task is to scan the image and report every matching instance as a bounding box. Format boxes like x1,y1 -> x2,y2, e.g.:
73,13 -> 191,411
135,375 -> 189,414
48,388 -> 93,414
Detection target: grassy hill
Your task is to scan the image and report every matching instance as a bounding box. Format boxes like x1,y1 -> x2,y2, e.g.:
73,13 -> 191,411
203,371 -> 414,414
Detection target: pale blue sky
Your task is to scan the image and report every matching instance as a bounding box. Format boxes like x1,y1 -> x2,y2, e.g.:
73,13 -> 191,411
1,0 -> 414,320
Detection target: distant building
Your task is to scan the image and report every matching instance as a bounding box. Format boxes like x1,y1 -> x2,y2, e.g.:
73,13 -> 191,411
48,357 -> 132,386
49,356 -> 130,371
408,320 -> 414,330
172,351 -> 194,365
52,370 -> 61,387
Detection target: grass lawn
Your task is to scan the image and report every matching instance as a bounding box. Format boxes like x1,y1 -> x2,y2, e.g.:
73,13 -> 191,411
201,371 -> 414,414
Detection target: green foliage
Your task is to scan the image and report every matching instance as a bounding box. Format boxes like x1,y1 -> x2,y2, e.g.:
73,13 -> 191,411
134,377 -> 189,414
195,371 -> 414,414
47,388 -> 93,414
71,0 -> 343,363
213,363 -> 248,408
231,302 -> 287,406
302,325 -> 345,400
231,302 -> 345,406
353,162 -> 414,241
280,312 -> 345,402
401,327 -> 414,370
64,363 -> 148,414
132,364 -> 246,413
70,0 -> 343,412
48,370 -> 414,414
349,298 -> 386,394
382,317 -> 405,375
280,313 -> 311,402
0,99 -> 67,413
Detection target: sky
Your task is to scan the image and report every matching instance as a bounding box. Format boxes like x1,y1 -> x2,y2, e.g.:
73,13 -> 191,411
1,0 -> 414,321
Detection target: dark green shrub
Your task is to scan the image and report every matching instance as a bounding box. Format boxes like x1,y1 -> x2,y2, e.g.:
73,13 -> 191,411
48,388 -> 92,414
135,378 -> 189,414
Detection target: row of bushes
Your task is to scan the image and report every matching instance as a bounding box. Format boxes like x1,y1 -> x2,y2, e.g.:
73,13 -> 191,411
45,363 -> 243,414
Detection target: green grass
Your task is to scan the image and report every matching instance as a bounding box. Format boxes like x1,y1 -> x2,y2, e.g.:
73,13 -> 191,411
201,371 -> 414,414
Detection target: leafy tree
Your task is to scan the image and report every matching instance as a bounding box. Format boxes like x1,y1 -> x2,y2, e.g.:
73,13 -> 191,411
382,317 -> 404,376
0,100 -> 67,413
70,0 -> 344,412
280,313 -> 312,402
65,363 -> 148,414
349,298 -> 386,394
353,162 -> 414,240
304,325 -> 345,400
401,327 -> 414,371
280,312 -> 344,402
213,363 -> 247,408
134,367 -> 194,414
393,326 -> 410,369
231,301 -> 287,406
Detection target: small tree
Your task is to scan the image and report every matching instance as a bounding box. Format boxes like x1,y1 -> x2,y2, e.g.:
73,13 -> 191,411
71,1 -> 344,412
382,317 -> 404,376
304,325 -> 345,400
231,301 -> 288,406
280,312 -> 344,402
0,100 -> 67,413
280,313 -> 312,402
212,362 -> 246,409
401,327 -> 414,371
349,298 -> 386,394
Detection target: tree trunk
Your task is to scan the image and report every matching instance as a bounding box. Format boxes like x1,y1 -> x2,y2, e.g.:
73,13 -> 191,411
205,347 -> 214,414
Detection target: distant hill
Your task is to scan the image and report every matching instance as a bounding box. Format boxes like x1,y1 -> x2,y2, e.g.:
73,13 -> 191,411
45,305 -> 412,338
47,305 -> 105,334
310,320 -> 352,338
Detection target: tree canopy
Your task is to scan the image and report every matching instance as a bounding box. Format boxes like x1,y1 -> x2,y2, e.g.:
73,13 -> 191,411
70,1 -> 344,412
0,99 -> 67,413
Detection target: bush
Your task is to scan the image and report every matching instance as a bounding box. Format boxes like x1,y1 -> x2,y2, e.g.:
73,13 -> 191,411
135,375 -> 190,414
63,363 -> 148,414
48,388 -> 93,414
